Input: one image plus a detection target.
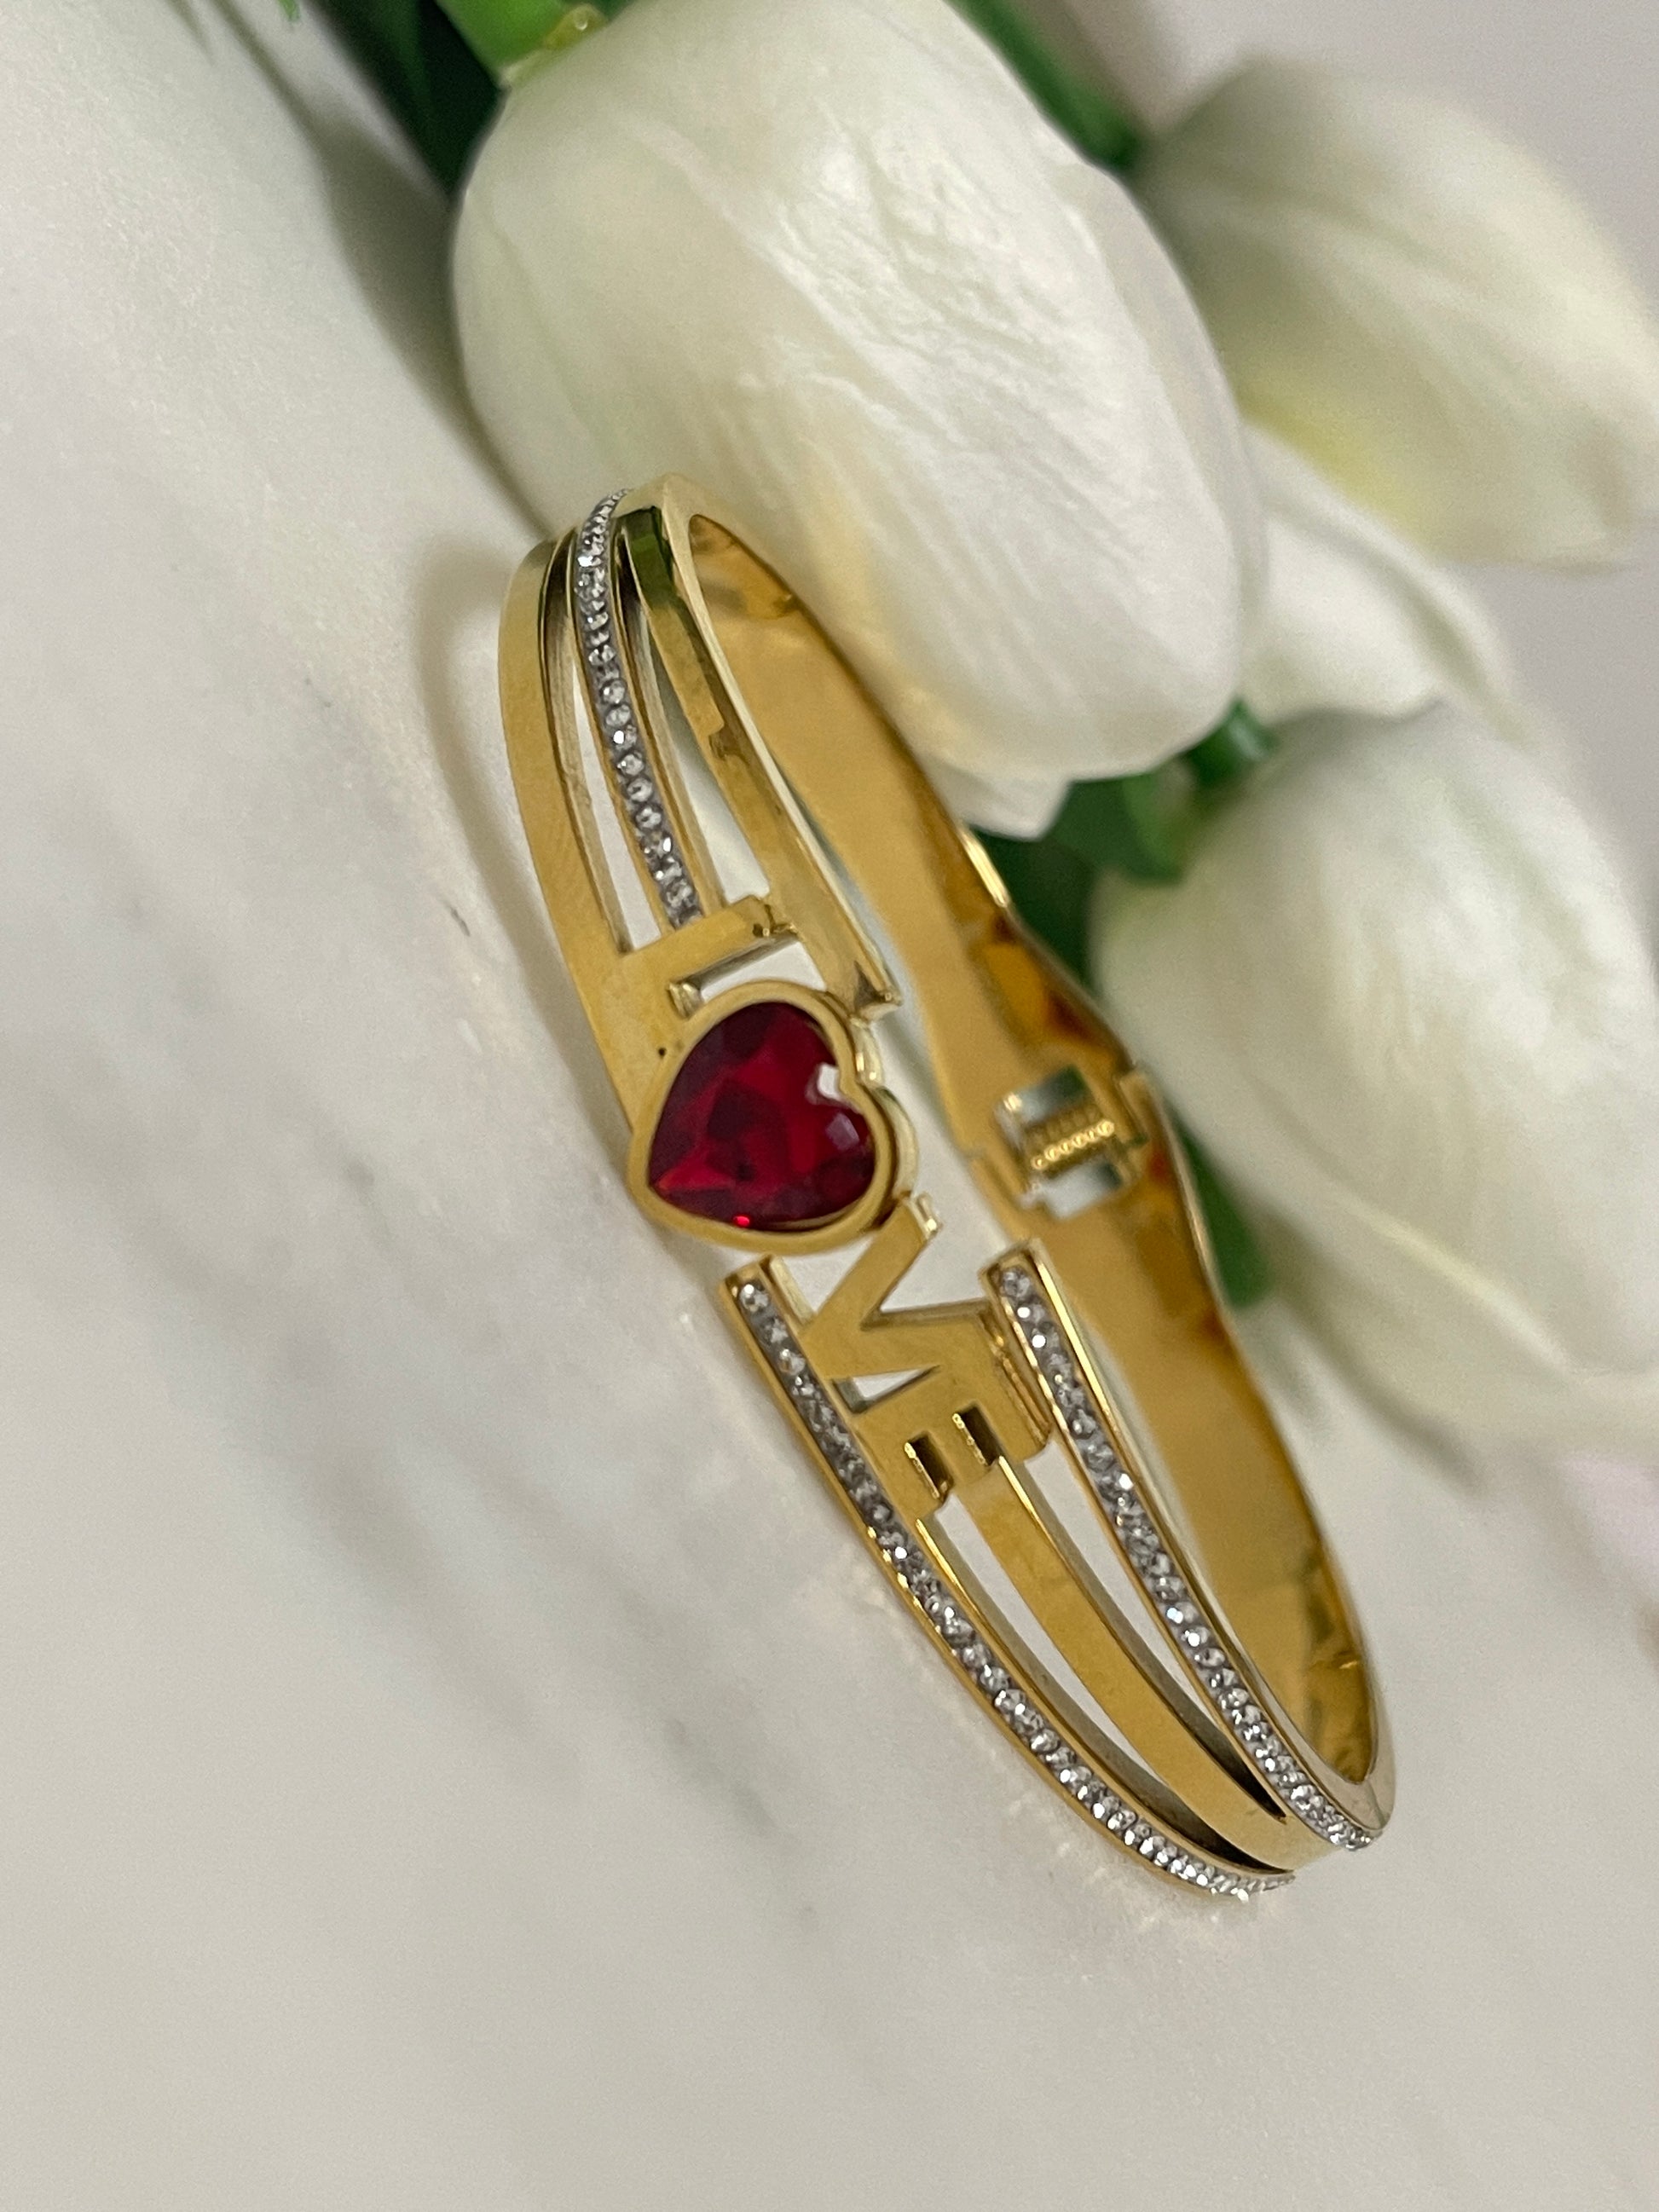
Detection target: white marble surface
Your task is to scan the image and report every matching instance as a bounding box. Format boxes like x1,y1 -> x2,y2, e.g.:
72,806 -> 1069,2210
2,3 -> 1657,2206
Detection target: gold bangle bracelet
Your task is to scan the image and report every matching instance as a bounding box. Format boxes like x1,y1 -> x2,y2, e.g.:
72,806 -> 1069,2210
499,476 -> 1393,1900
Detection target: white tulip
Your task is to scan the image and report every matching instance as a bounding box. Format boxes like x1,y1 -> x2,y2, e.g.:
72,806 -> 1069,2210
1136,59 -> 1659,565
454,0 -> 1262,790
924,757 -> 1071,839
1093,705 -> 1659,1450
1243,428 -> 1529,743
943,424 -> 1531,831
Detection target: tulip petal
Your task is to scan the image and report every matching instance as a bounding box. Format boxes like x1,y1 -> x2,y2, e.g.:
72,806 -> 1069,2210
454,0 -> 1260,786
1138,59 -> 1659,564
1093,704 -> 1659,1448
1244,428 -> 1529,742
924,758 -> 1070,837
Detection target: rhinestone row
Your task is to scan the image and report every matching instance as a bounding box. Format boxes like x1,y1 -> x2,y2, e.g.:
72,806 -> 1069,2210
995,1265 -> 1373,1852
573,496 -> 702,927
736,1277 -> 1286,1900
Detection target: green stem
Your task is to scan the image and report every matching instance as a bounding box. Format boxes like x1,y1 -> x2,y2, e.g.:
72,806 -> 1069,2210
315,0 -> 1141,192
432,0 -> 1142,157
438,0 -> 621,75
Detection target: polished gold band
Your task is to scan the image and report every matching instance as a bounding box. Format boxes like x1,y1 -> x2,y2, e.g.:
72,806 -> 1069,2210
498,476 -> 1392,1897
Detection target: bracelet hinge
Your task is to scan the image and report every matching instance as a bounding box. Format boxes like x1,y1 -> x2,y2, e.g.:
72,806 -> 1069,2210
998,1063 -> 1149,1204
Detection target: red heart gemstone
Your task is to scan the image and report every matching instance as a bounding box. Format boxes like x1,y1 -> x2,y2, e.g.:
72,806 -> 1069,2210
646,1000 -> 877,1233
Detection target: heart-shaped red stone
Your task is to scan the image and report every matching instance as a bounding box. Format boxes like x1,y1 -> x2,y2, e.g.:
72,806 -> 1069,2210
646,1000 -> 876,1233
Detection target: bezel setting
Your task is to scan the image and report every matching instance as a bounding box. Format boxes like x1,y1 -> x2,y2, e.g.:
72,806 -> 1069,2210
626,977 -> 914,1256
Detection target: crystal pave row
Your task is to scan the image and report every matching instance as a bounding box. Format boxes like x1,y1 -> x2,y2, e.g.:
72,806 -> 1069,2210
573,496 -> 702,927
734,1276 -> 1287,1901
994,1265 -> 1374,1854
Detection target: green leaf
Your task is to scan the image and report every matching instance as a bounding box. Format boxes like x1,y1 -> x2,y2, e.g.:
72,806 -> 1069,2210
1184,699 -> 1275,792
1174,1123 -> 1274,1307
1045,702 -> 1279,884
976,829 -> 1096,981
1049,761 -> 1199,882
950,0 -> 1142,170
313,0 -> 498,189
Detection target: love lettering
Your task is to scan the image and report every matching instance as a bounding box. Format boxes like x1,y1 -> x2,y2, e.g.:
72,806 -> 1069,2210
743,1197 -> 1050,1522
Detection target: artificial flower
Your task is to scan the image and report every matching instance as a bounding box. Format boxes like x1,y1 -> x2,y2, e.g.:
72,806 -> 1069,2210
444,0 -> 1659,1456
1092,703 -> 1659,1450
1242,427 -> 1527,742
1136,58 -> 1659,564
453,0 -> 1262,792
925,758 -> 1071,840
